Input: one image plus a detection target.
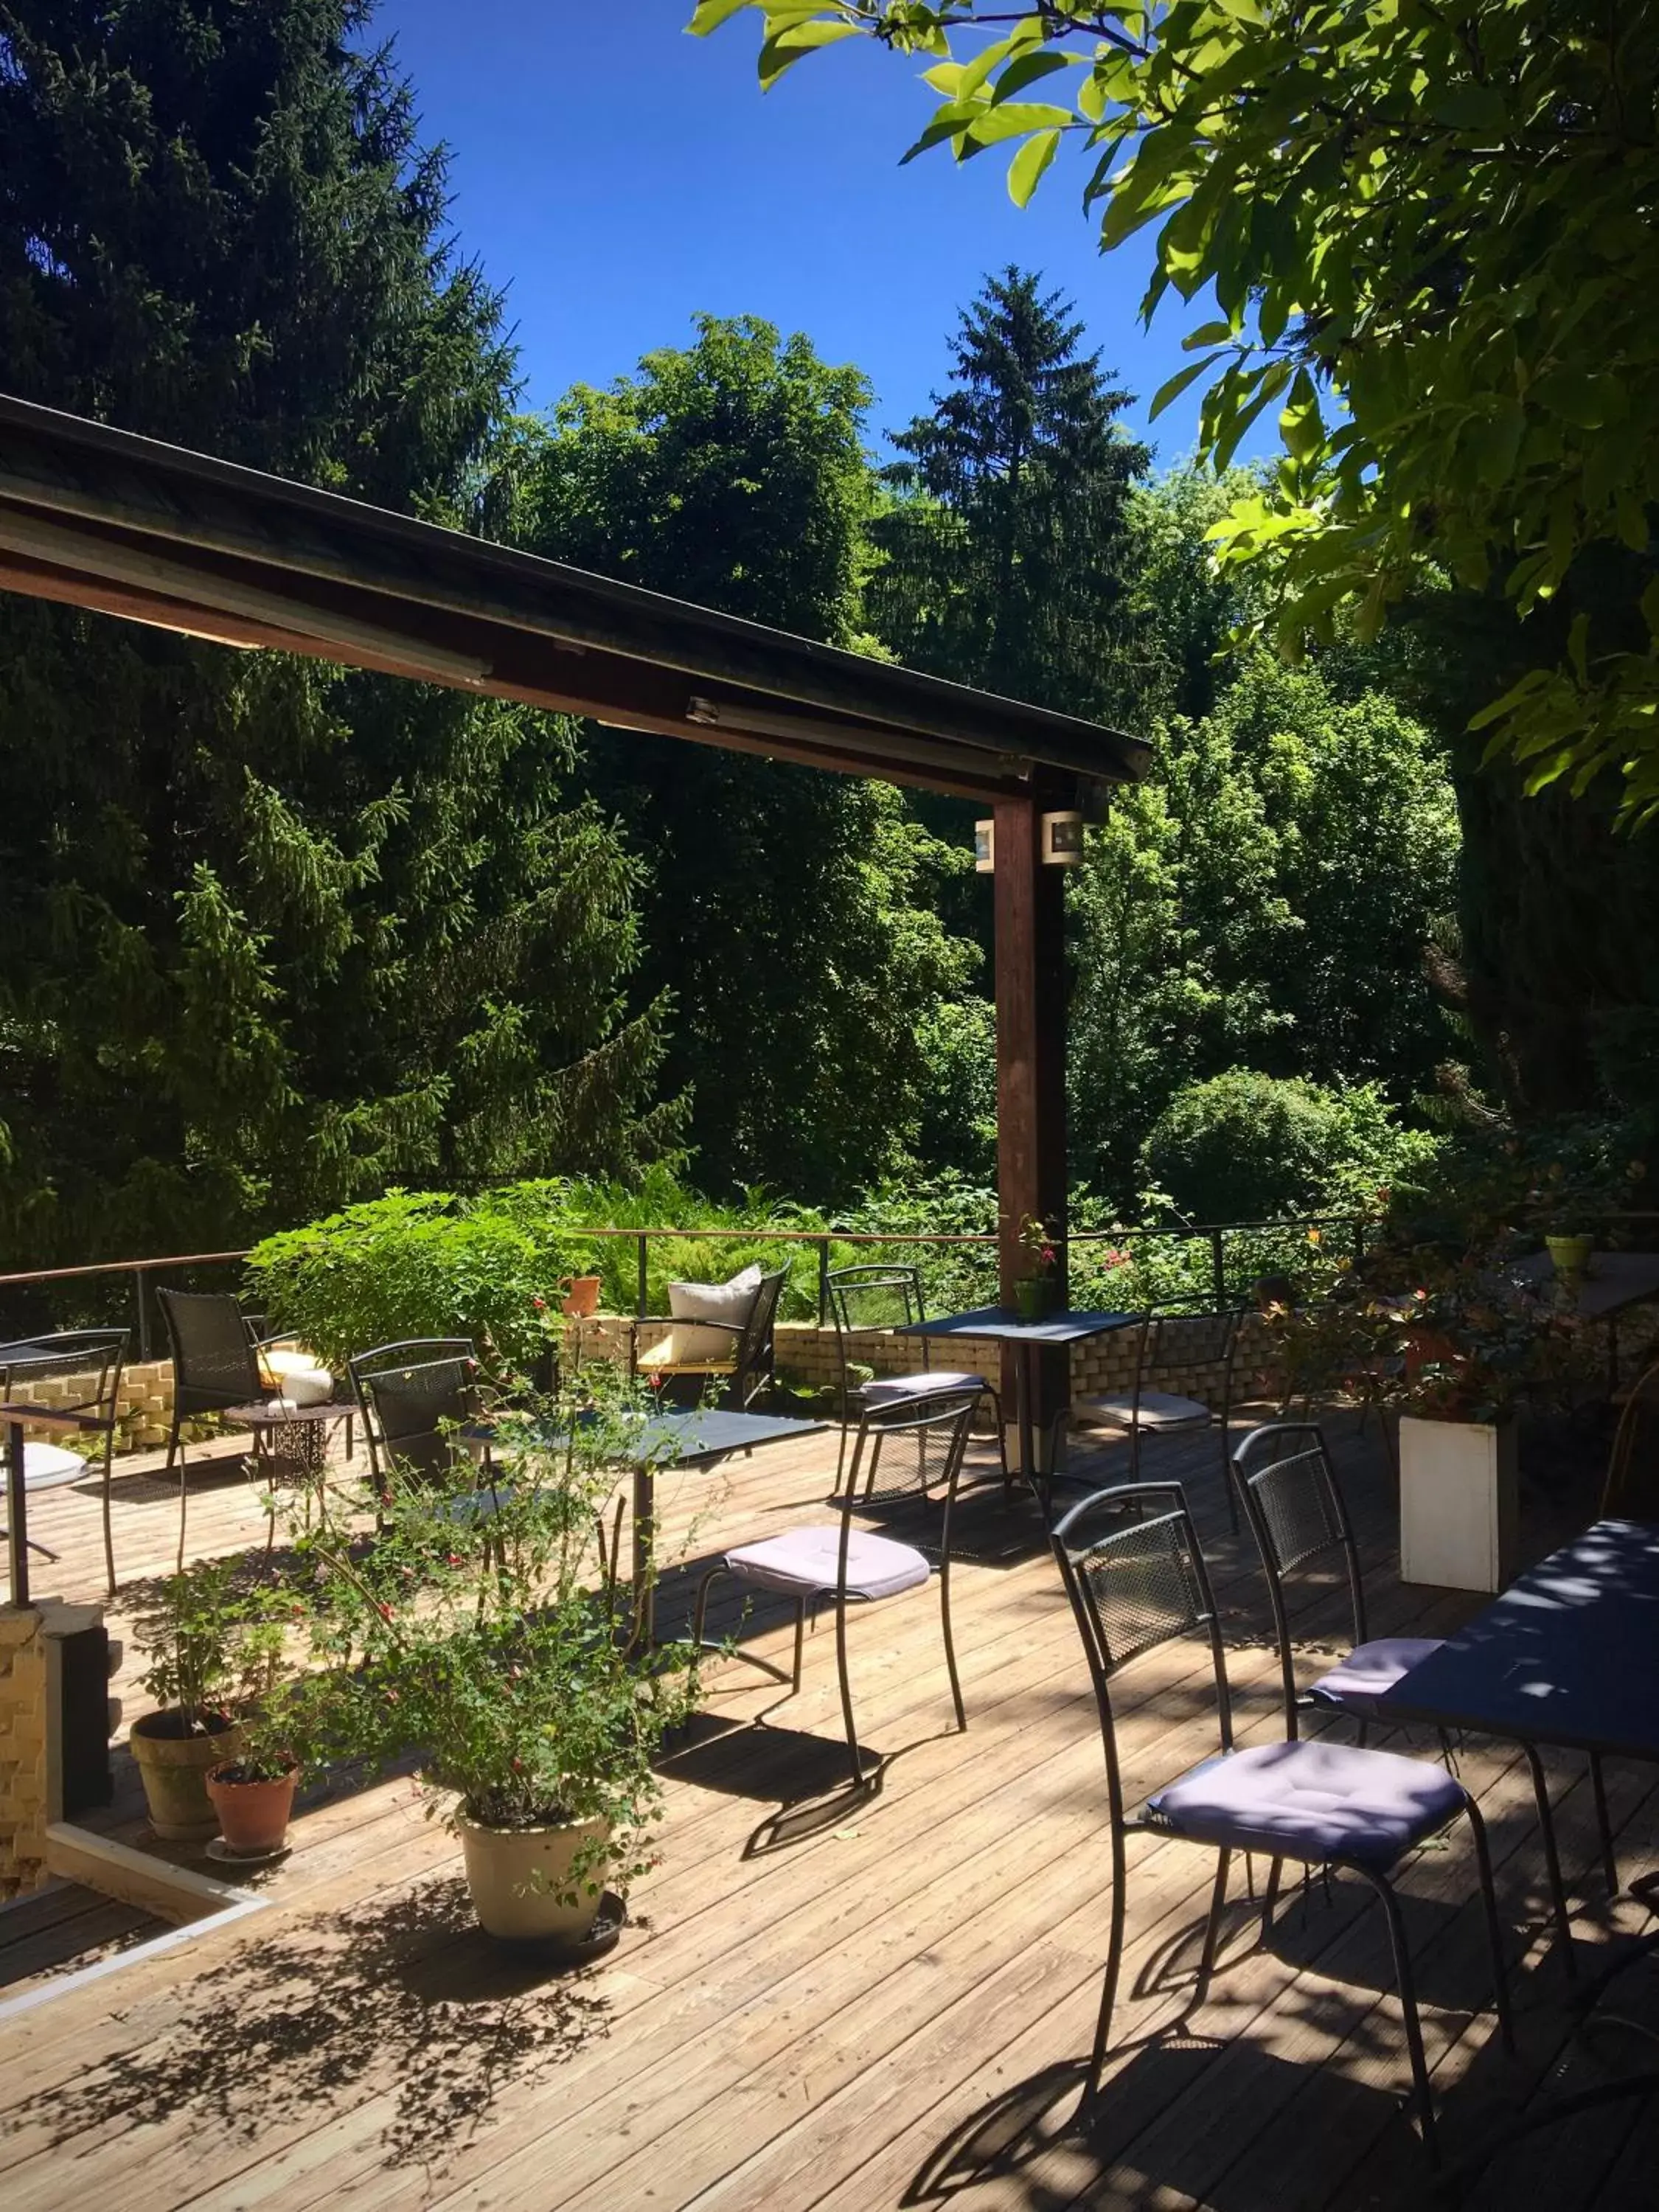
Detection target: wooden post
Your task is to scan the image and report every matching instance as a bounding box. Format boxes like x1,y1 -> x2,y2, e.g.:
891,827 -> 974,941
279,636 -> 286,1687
994,789 -> 1070,1465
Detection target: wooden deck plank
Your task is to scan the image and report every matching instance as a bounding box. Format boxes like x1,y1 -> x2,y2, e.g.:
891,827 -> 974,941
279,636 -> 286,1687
3,1408 -> 1653,2212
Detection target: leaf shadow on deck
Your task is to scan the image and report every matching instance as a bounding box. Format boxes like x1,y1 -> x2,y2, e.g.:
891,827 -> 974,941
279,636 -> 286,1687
21,1873 -> 611,2175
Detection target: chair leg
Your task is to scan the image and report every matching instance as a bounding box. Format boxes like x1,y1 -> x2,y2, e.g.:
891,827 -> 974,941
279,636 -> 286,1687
692,1564 -> 726,1646
1522,1742 -> 1577,1978
101,1431 -> 117,1599
1087,1829 -> 1130,2101
790,1595 -> 806,1692
834,1593 -> 865,1790
939,1554 -> 966,1733
1194,1848 -> 1232,2010
164,1411 -> 181,1481
1589,1751 -> 1618,1894
1259,1856 -> 1284,1947
175,1439 -> 189,1575
1463,1797 -> 1516,2054
1360,1868 -> 1439,2163
981,1385 -> 1012,1494
1217,1421 -> 1238,1533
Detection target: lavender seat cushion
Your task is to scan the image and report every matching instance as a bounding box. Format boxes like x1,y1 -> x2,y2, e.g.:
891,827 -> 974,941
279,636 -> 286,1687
1310,1636 -> 1446,1717
1147,1739 -> 1466,1868
1071,1390 -> 1211,1432
861,1370 -> 987,1405
723,1526 -> 931,1601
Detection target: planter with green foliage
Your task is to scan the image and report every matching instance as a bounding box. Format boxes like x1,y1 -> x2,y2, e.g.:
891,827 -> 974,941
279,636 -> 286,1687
129,1561 -> 285,1842
291,1371 -> 702,1944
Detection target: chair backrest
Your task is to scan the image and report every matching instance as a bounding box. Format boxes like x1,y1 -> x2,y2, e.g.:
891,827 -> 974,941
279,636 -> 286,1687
349,1338 -> 479,1491
1230,1422 -> 1366,1736
1603,1356 -> 1659,1521
1050,1482 -> 1233,1823
156,1289 -> 261,1412
731,1270 -> 787,1408
0,1329 -> 128,1426
843,1385 -> 978,1509
827,1265 -> 926,1399
1133,1305 -> 1244,1422
1253,1274 -> 1296,1315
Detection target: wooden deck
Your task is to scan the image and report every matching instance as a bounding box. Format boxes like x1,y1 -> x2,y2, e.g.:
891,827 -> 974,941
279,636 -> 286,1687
3,1408 -> 1658,2210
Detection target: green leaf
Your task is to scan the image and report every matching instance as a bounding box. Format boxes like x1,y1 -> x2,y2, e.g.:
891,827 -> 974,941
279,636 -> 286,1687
1428,82 -> 1509,132
989,50 -> 1074,105
1279,367 -> 1324,463
1007,128 -> 1061,208
1150,352 -> 1226,420
688,0 -> 756,33
964,101 -> 1075,149
1183,319 -> 1235,350
758,20 -> 859,88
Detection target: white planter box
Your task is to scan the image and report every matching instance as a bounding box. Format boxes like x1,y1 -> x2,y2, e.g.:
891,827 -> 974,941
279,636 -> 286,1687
1399,1414 -> 1517,1593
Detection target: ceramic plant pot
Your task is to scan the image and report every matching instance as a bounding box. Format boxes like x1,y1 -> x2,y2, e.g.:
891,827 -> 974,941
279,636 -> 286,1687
129,1711 -> 243,1841
206,1760 -> 299,1855
1545,1234 -> 1595,1283
456,1809 -> 611,1943
559,1276 -> 602,1319
1012,1276 -> 1051,1323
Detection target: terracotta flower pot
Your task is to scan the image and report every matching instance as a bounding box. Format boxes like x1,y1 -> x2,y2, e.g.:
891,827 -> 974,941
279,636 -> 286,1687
456,1809 -> 611,1942
559,1275 -> 602,1319
207,1760 -> 299,1855
129,1711 -> 243,1841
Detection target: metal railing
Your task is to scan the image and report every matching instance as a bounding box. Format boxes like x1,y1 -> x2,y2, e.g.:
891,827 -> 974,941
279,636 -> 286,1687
0,1213 -> 1374,1352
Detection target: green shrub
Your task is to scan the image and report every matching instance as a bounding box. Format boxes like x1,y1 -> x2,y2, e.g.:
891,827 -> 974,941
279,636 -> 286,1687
1138,1070 -> 1440,1228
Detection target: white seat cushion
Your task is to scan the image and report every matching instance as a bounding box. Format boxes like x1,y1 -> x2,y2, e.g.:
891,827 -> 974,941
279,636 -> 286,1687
723,1525 -> 931,1601
636,1328 -> 736,1374
23,1441 -> 87,1491
664,1265 -> 762,1363
1310,1636 -> 1446,1717
1071,1389 -> 1211,1432
860,1369 -> 987,1405
261,1345 -> 337,1408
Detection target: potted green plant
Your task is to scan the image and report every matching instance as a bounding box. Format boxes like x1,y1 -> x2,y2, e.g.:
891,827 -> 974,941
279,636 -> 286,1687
128,1559 -> 250,1841
1012,1214 -> 1058,1321
204,1596 -> 309,1857
295,1375 -> 701,1945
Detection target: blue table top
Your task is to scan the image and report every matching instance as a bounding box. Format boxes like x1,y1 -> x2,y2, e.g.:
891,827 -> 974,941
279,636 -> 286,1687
474,1406 -> 826,1468
1378,1517 -> 1659,1762
893,1307 -> 1138,1348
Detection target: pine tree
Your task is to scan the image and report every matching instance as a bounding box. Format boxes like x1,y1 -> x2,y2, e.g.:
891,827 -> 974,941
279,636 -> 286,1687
0,0 -> 675,1265
867,267 -> 1150,723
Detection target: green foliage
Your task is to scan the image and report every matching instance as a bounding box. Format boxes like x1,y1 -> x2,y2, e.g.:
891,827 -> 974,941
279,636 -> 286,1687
515,314 -> 979,1200
1068,655 -> 1460,1193
288,1370 -> 700,1876
1138,1071 -> 1443,1228
695,3 -> 1659,820
133,1559 -> 288,1736
0,1 -> 675,1267
866,267 -> 1149,724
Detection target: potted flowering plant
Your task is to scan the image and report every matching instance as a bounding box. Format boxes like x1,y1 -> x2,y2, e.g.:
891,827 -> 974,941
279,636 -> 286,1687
293,1369 -> 701,1945
1013,1214 -> 1059,1322
128,1559 -> 274,1842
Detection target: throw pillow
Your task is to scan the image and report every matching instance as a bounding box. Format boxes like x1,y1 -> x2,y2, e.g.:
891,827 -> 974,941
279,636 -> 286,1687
663,1264 -> 763,1364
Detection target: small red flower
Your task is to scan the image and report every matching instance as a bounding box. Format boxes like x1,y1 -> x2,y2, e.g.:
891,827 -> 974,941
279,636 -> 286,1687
511,1756 -> 524,1773
378,1602 -> 394,1622
1040,1245 -> 1056,1266
384,1688 -> 399,1705
446,1552 -> 462,1568
532,1295 -> 546,1312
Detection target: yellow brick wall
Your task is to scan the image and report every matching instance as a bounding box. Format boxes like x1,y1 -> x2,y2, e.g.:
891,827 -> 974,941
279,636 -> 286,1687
0,1608 -> 51,1898
3,1357 -> 175,1454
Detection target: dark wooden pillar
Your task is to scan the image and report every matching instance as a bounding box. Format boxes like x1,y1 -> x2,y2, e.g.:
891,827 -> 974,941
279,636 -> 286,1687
993,788 -> 1070,1458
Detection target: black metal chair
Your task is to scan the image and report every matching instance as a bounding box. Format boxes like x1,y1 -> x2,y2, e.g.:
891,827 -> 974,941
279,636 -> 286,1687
633,1269 -> 787,1411
0,1330 -> 128,1595
694,1388 -> 977,1789
826,1263 -> 1008,1492
348,1339 -> 482,1496
1231,1420 -> 1589,1965
1050,1479 -> 1512,2160
1602,1353 -> 1659,1521
1064,1305 -> 1245,1528
158,1288 -> 349,1562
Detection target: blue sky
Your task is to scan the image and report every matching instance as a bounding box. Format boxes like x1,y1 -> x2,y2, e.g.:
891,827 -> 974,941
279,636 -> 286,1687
378,0 -> 1226,467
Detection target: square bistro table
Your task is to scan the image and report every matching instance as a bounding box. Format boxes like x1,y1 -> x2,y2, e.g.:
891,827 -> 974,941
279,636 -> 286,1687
473,1406 -> 827,1644
891,1308 -> 1139,1502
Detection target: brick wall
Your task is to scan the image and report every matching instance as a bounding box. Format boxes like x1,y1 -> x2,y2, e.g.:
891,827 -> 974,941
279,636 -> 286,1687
4,1358 -> 175,1454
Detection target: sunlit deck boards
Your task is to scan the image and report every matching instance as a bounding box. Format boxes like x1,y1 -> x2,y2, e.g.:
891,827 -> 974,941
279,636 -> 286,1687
4,1410 -> 1658,2211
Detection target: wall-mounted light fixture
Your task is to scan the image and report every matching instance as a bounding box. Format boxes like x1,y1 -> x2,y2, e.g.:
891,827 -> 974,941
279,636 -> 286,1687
974,819 -> 995,873
1042,811 -> 1085,866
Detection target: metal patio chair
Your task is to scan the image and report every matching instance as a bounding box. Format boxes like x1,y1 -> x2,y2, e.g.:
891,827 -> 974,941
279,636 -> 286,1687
827,1262 -> 1007,1493
633,1269 -> 787,1412
1064,1304 -> 1245,1528
693,1388 -> 977,1790
1050,1478 -> 1512,2160
348,1339 -> 483,1496
0,1329 -> 128,1596
1602,1352 -> 1659,1522
1232,1420 -> 1602,1960
158,1287 -> 350,1562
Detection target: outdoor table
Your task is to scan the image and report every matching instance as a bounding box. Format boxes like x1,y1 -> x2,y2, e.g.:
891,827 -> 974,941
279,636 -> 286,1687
1,1398 -> 104,1607
1378,1518 -> 1659,2159
1508,1249 -> 1659,1390
891,1307 -> 1139,1503
467,1406 -> 827,1644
